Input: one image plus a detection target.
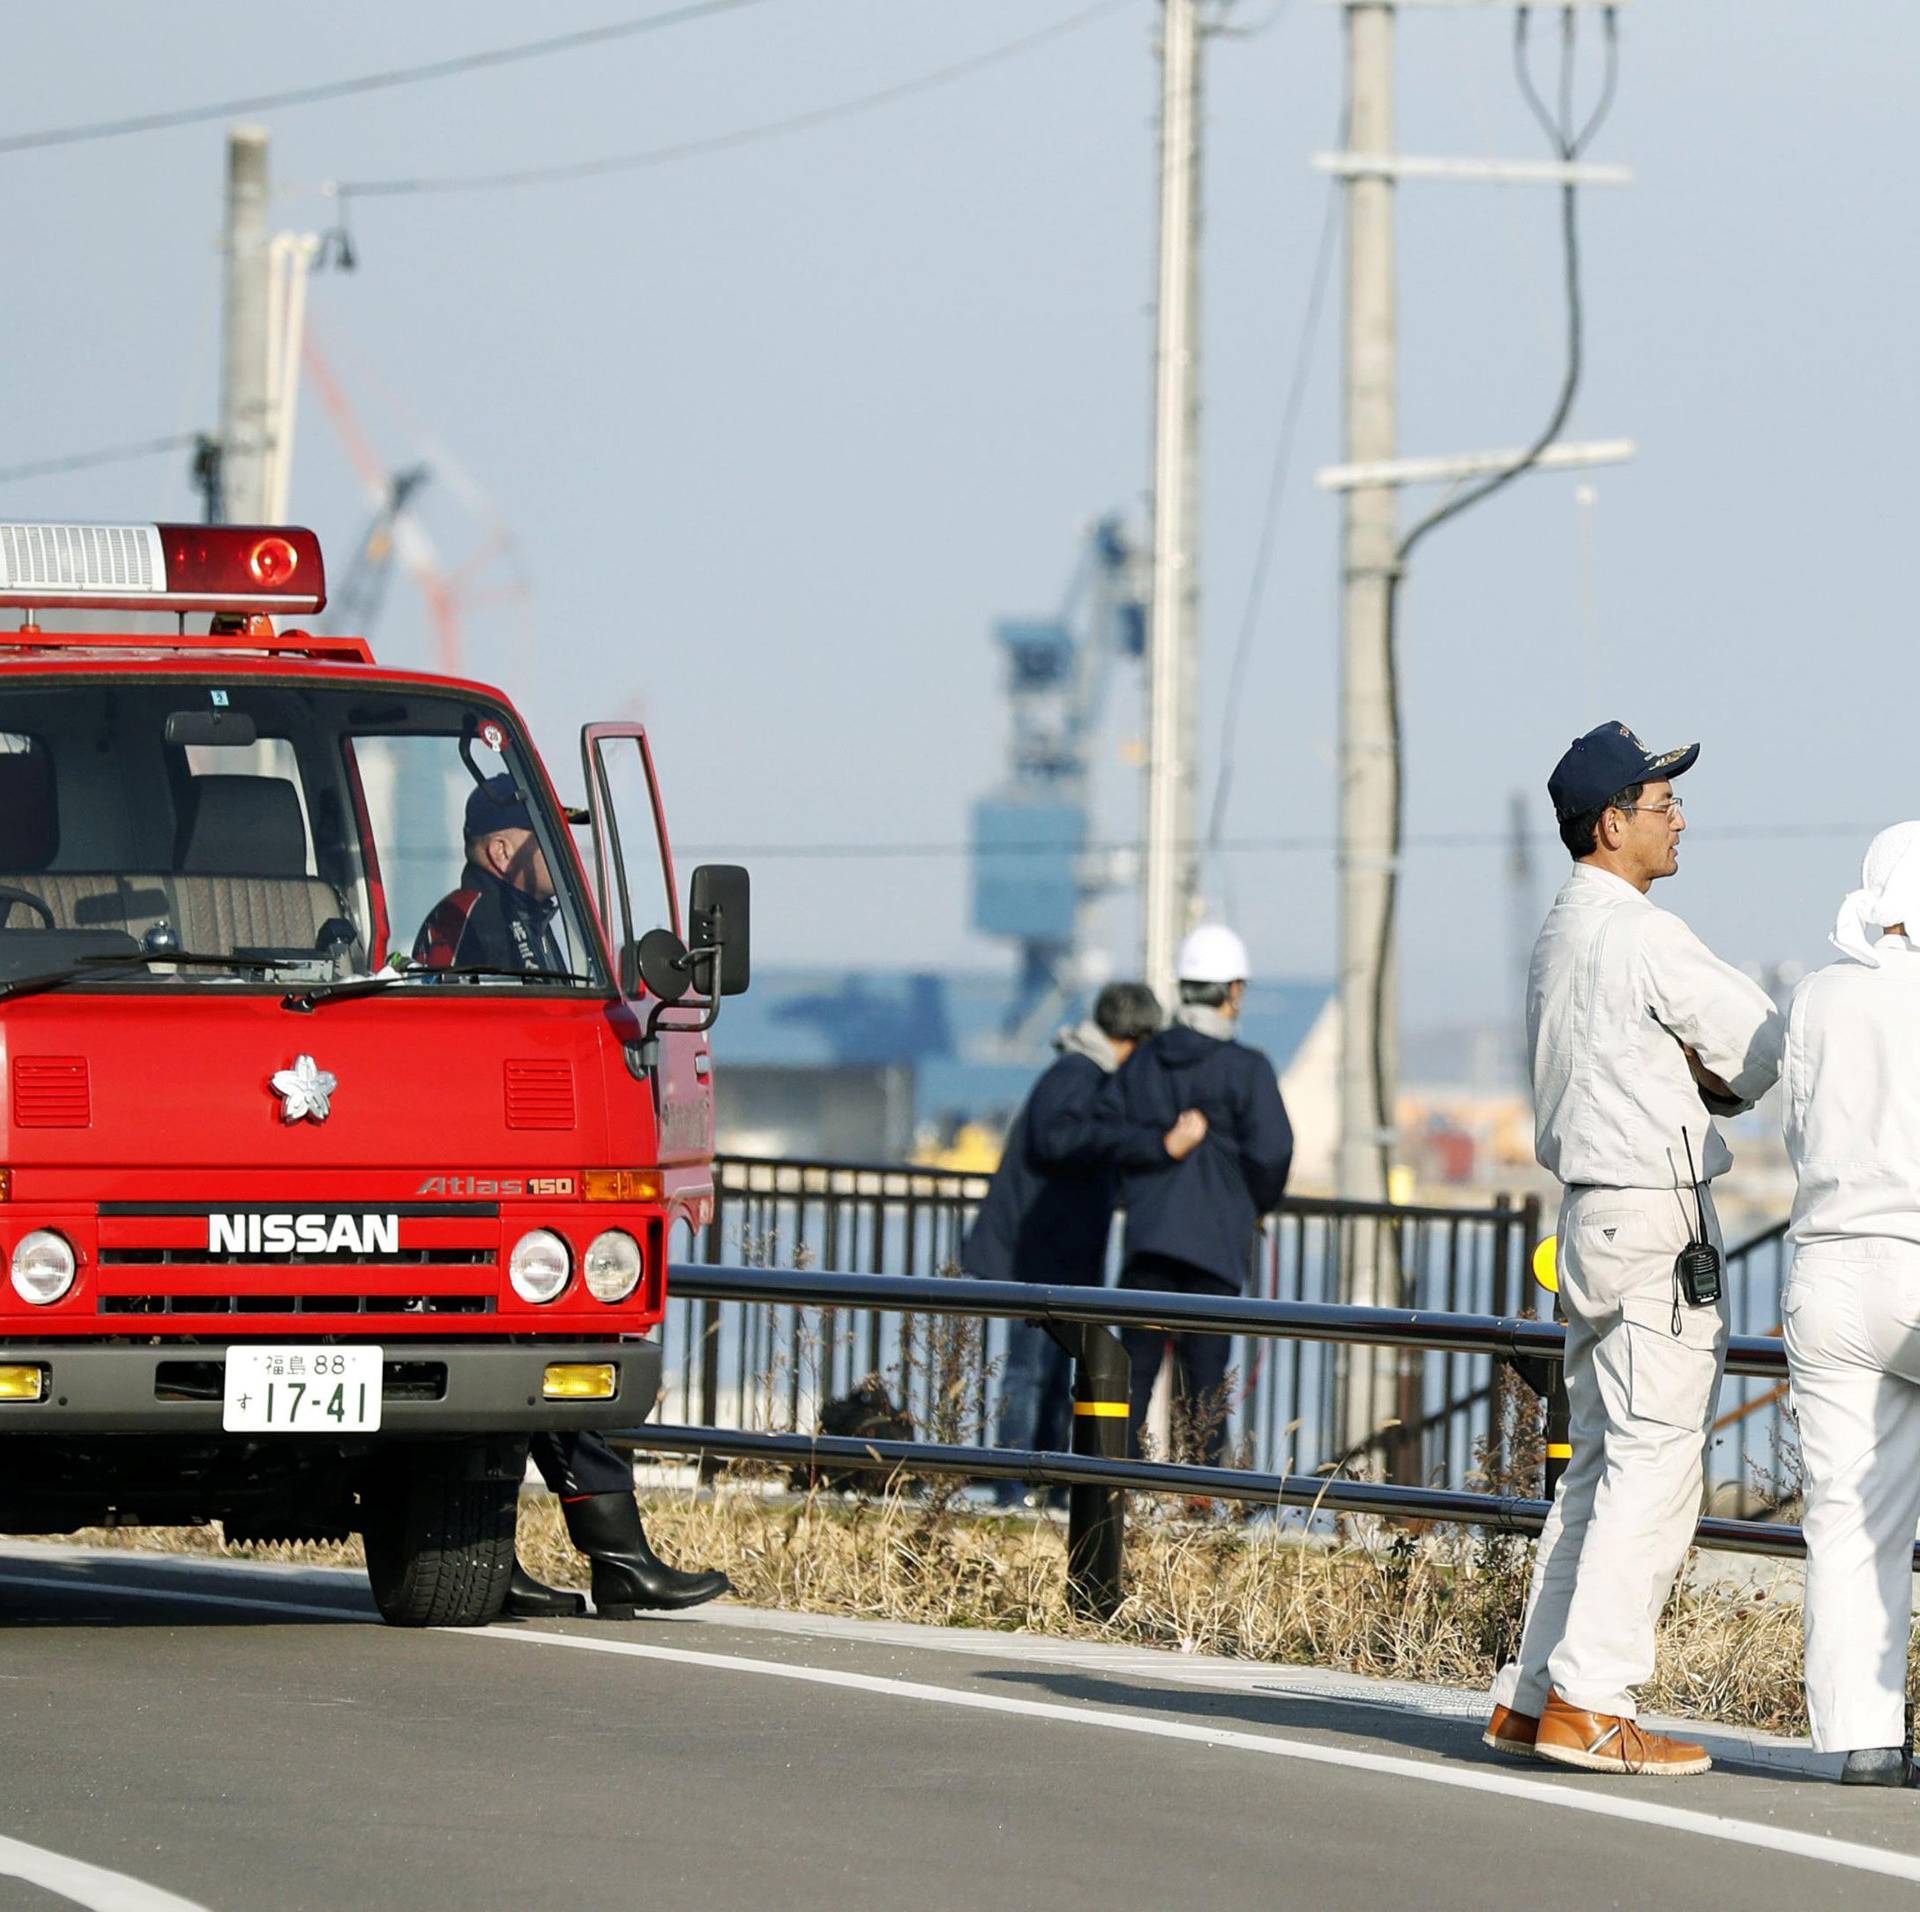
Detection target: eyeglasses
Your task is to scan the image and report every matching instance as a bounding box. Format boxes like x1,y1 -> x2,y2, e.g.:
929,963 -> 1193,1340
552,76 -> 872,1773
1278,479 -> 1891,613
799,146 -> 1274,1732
1614,796 -> 1684,818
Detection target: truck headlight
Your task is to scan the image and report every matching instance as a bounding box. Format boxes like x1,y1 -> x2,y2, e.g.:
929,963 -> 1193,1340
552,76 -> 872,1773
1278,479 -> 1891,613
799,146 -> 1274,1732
583,1230 -> 642,1303
11,1231 -> 75,1305
508,1229 -> 570,1304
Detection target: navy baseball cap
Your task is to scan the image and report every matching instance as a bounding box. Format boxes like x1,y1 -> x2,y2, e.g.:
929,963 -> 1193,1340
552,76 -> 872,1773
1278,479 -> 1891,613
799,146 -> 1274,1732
463,773 -> 534,840
1548,722 -> 1699,818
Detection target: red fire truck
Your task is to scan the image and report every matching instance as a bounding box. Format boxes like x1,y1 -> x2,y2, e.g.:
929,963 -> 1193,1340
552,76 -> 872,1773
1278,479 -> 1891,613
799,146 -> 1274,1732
0,521 -> 747,1625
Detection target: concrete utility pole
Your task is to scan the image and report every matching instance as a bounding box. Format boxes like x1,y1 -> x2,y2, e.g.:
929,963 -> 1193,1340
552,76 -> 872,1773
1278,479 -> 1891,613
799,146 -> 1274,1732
1320,0 -> 1634,1470
1335,2 -> 1399,1207
1325,0 -> 1634,1210
218,126 -> 274,525
1330,0 -> 1401,1477
1143,0 -> 1204,1010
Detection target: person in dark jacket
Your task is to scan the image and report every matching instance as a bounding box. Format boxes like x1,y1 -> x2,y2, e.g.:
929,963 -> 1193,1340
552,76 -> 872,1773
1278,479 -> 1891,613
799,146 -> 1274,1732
1108,925 -> 1294,1466
415,775 -> 730,1620
964,982 -> 1206,1493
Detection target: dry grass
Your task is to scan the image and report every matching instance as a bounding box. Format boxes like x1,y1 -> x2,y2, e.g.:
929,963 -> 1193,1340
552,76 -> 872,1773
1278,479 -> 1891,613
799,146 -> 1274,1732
52,1480 -> 1822,1736
35,1346 -> 1822,1733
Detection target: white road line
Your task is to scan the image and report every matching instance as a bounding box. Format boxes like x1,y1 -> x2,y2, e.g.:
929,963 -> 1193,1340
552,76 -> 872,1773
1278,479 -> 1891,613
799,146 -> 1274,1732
0,1831 -> 210,1911
466,1628 -> 1920,1888
10,1562 -> 1917,1888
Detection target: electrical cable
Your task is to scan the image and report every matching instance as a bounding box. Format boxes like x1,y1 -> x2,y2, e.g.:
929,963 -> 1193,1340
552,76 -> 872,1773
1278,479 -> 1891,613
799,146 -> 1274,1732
332,0 -> 1140,203
673,817 -> 1877,862
0,0 -> 776,158
0,434 -> 200,487
1203,105 -> 1345,900
1364,3 -> 1619,1188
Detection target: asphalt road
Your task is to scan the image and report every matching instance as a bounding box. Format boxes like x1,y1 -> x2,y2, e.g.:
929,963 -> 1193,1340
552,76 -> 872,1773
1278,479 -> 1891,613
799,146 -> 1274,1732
3,1547 -> 1920,1911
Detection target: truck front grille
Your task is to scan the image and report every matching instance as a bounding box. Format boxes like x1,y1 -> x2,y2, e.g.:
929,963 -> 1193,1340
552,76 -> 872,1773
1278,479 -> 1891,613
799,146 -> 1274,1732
102,1293 -> 493,1316
93,1201 -> 500,1321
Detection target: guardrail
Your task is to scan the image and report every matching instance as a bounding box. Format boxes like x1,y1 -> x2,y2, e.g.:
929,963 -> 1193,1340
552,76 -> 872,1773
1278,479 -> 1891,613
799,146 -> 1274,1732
625,1260 -> 1837,1622
677,1157 -> 1543,1493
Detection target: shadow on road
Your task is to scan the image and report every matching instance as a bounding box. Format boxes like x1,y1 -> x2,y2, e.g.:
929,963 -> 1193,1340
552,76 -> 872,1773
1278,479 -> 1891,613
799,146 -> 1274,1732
0,1559 -> 374,1627
975,1666 -> 1798,1785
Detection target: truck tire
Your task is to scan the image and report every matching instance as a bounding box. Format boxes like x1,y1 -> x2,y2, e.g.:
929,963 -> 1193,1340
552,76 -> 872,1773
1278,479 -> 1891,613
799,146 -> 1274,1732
360,1444 -> 517,1628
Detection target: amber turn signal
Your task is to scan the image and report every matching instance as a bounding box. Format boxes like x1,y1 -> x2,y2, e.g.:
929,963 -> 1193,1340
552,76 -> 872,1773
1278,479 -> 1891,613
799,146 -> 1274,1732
583,1170 -> 663,1203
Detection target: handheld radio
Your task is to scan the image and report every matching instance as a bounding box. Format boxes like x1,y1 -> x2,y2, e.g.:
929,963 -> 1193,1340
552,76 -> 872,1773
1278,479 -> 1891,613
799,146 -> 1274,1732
1674,1128 -> 1722,1309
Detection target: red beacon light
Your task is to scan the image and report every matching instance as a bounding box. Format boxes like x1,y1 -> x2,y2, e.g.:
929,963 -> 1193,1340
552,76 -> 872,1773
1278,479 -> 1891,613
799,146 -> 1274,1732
0,522 -> 327,616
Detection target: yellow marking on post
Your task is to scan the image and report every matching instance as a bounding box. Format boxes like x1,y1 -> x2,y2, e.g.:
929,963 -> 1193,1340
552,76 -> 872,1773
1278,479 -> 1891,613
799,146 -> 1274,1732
1546,1443 -> 1573,1459
1532,1235 -> 1559,1294
1073,1401 -> 1130,1418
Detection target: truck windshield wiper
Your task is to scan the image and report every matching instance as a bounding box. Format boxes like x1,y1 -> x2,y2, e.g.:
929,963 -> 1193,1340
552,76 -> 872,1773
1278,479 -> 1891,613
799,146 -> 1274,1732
0,949 -> 313,1007
283,962 -> 592,1013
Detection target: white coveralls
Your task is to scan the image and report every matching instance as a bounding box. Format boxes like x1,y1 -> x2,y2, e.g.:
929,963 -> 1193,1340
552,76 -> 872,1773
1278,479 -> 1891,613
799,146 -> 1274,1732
1782,916 -> 1920,1753
1490,864 -> 1783,1720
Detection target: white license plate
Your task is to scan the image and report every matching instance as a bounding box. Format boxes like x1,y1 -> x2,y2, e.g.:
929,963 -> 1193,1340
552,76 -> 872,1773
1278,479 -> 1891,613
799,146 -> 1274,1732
223,1346 -> 384,1433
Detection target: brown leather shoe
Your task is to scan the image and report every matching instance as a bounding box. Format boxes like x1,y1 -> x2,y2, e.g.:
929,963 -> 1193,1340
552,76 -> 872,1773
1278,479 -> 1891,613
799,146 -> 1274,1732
1534,1689 -> 1711,1776
1481,1704 -> 1540,1756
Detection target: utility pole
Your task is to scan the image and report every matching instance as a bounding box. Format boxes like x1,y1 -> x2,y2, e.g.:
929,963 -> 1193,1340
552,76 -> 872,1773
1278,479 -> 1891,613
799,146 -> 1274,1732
218,125 -> 273,524
1323,0 -> 1634,1209
1320,0 -> 1634,1472
1143,0 -> 1203,1010
1335,1 -> 1399,1208
1505,789 -> 1535,1086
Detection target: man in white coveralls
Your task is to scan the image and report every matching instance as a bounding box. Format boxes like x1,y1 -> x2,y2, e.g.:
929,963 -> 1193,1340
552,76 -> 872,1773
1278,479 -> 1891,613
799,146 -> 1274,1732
1483,722 -> 1784,1776
1781,822 -> 1920,1786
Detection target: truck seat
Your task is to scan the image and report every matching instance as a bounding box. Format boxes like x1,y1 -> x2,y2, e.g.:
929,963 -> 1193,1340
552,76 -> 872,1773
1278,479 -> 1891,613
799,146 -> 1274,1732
0,872 -> 171,937
0,749 -> 174,939
171,775 -> 343,953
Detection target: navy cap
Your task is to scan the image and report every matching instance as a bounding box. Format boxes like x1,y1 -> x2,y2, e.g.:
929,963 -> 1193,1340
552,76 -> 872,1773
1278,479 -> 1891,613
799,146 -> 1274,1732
1548,721 -> 1699,818
463,773 -> 534,840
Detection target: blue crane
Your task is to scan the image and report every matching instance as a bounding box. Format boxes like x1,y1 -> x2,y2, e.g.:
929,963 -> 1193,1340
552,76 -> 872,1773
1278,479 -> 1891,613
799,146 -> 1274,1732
970,517 -> 1148,1049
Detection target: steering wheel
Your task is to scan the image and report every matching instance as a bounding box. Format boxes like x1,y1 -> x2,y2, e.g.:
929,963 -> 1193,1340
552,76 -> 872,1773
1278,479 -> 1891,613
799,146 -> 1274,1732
0,885 -> 54,929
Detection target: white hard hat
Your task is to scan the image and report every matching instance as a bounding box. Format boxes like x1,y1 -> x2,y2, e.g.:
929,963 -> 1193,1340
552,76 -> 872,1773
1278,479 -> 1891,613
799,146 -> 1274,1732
1175,923 -> 1249,984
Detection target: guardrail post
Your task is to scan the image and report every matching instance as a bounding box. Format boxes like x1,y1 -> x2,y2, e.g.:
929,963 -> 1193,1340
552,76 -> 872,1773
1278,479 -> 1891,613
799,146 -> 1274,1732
1059,1321 -> 1129,1621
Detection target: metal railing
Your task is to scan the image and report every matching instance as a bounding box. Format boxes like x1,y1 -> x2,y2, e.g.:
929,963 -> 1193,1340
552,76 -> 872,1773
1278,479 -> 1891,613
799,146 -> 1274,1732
669,1156 -> 1543,1492
1713,1218 -> 1795,1513
622,1260 -> 1859,1622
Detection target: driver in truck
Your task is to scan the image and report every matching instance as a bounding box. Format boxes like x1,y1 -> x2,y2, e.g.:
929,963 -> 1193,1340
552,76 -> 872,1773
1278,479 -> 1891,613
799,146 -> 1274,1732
417,774 -> 729,1618
416,775 -> 568,977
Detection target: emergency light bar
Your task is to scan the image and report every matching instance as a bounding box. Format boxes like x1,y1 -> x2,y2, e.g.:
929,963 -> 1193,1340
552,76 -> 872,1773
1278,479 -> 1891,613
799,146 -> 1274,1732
0,523 -> 326,615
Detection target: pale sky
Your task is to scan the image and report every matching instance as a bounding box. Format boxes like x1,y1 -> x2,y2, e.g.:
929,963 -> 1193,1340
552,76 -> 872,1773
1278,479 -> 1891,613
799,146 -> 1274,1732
4,2 -> 1912,1030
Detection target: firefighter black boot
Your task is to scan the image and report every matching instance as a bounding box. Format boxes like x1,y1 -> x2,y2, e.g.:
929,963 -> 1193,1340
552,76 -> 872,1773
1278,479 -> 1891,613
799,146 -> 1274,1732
562,1492 -> 731,1616
503,1558 -> 587,1620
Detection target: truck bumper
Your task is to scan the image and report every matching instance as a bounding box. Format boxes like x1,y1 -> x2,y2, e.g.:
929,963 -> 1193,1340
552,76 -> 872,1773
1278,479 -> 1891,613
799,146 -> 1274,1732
0,1340 -> 661,1436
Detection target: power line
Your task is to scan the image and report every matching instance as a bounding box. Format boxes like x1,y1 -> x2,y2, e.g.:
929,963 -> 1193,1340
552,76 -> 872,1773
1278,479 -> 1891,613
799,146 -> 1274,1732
335,0 -> 1141,201
0,434 -> 199,487
676,820 -> 1881,862
0,0 -> 775,158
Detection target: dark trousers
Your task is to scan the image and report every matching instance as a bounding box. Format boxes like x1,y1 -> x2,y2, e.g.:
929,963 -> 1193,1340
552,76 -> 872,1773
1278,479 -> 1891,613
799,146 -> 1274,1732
993,1319 -> 1075,1502
1119,1252 -> 1238,1466
529,1429 -> 633,1500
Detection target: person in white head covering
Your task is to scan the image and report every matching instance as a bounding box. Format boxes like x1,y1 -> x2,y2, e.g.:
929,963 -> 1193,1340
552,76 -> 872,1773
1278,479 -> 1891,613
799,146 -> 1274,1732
1782,821 -> 1920,1785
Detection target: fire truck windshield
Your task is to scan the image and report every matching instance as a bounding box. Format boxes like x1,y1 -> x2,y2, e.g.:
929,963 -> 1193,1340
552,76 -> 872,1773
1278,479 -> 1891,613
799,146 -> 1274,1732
0,680 -> 610,993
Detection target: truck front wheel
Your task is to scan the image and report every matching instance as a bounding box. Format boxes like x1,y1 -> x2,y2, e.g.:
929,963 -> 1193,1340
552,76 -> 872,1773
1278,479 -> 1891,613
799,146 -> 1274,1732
360,1442 -> 518,1627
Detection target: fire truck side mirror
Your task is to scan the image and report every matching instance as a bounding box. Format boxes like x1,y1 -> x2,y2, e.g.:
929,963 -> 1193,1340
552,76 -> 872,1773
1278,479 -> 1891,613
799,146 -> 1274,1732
689,864 -> 751,997
633,927 -> 691,1004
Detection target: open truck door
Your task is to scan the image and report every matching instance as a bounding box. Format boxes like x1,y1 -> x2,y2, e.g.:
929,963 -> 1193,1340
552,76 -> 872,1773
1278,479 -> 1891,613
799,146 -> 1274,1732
579,723 -> 749,1167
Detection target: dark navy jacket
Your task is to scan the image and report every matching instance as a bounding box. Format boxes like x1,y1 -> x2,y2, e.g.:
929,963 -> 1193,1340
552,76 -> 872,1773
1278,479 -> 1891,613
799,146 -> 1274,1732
963,1049 -> 1170,1286
1110,1023 -> 1294,1291
414,861 -> 566,975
